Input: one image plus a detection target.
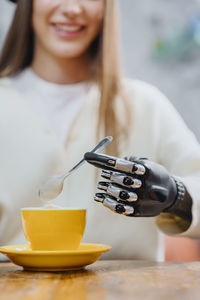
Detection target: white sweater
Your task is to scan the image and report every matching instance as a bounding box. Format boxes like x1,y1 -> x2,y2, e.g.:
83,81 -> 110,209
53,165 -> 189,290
11,68 -> 89,144
1,74 -> 200,261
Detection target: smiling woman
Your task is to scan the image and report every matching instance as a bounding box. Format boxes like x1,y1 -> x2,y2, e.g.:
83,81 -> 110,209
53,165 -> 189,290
0,0 -> 200,263
32,0 -> 104,57
31,0 -> 104,82
0,0 -> 127,156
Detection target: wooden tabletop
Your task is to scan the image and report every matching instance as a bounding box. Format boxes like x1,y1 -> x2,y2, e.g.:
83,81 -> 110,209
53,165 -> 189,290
1,260 -> 200,300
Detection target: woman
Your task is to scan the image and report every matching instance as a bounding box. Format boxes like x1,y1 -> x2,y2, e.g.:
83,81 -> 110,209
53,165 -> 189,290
0,0 -> 200,261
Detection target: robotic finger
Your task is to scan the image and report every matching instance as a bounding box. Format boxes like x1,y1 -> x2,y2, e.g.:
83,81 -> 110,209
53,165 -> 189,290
101,170 -> 142,188
84,152 -> 146,175
94,193 -> 134,216
98,182 -> 138,202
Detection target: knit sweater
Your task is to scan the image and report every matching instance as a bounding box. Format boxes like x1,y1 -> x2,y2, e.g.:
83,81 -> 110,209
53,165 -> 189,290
0,76 -> 200,261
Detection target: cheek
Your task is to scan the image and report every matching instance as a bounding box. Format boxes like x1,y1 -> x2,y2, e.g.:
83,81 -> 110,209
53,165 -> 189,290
32,0 -> 54,36
86,4 -> 104,35
32,2 -> 45,38
32,0 -> 55,14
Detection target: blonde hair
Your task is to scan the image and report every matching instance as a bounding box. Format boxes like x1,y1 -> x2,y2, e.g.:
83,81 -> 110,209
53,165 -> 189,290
0,0 -> 131,156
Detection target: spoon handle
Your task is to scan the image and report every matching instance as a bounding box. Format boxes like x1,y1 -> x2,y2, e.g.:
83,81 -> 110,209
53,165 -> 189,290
64,136 -> 113,179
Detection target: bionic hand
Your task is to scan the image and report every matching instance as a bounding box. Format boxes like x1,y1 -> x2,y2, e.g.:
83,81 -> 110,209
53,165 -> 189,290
84,152 -> 192,220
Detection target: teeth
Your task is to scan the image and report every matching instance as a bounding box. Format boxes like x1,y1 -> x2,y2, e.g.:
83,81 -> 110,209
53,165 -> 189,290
55,25 -> 82,32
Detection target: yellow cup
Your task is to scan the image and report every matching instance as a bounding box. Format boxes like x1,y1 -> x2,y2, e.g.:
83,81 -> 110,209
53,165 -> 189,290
21,208 -> 86,251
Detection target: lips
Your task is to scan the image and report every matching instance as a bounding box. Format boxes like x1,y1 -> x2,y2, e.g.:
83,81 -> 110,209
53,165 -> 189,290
55,24 -> 84,32
52,22 -> 86,37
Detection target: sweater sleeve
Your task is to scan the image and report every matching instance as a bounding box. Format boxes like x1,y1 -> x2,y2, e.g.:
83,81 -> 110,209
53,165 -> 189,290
152,88 -> 200,238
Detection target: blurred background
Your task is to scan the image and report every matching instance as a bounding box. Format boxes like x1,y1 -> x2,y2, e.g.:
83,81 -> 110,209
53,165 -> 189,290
1,0 -> 200,261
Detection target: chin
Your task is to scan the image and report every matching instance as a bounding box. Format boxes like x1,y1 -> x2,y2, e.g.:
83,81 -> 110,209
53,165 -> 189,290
51,47 -> 88,59
48,39 -> 91,59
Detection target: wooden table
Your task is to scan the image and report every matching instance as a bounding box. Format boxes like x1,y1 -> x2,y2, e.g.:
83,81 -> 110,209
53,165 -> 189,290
1,260 -> 200,300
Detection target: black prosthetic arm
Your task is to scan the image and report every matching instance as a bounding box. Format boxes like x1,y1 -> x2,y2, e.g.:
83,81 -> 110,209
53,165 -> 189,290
84,152 -> 193,231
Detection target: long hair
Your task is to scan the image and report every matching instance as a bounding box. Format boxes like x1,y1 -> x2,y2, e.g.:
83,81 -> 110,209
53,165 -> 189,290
0,0 -> 131,156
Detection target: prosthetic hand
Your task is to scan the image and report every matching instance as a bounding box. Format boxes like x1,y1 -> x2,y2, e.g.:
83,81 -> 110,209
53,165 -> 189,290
84,152 -> 192,228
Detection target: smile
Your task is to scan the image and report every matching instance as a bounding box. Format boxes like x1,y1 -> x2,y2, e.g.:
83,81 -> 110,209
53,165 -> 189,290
55,24 -> 84,33
52,23 -> 86,38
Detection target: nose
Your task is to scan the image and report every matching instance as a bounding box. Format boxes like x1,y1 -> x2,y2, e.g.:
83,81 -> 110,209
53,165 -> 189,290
60,0 -> 83,18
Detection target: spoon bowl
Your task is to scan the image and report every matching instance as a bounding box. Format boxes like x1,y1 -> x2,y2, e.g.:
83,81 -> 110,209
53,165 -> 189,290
38,136 -> 113,201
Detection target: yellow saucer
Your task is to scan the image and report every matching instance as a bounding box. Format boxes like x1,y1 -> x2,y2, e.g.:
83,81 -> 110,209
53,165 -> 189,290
0,243 -> 111,272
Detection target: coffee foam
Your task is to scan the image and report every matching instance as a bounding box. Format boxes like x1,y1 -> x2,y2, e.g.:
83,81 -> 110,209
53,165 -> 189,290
44,204 -> 62,209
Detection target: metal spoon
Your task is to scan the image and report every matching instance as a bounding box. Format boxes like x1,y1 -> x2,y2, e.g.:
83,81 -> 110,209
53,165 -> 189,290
38,136 -> 113,201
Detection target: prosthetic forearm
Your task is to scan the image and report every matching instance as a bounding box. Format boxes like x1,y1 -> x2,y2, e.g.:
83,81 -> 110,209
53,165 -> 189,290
84,152 -> 193,234
156,184 -> 192,234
